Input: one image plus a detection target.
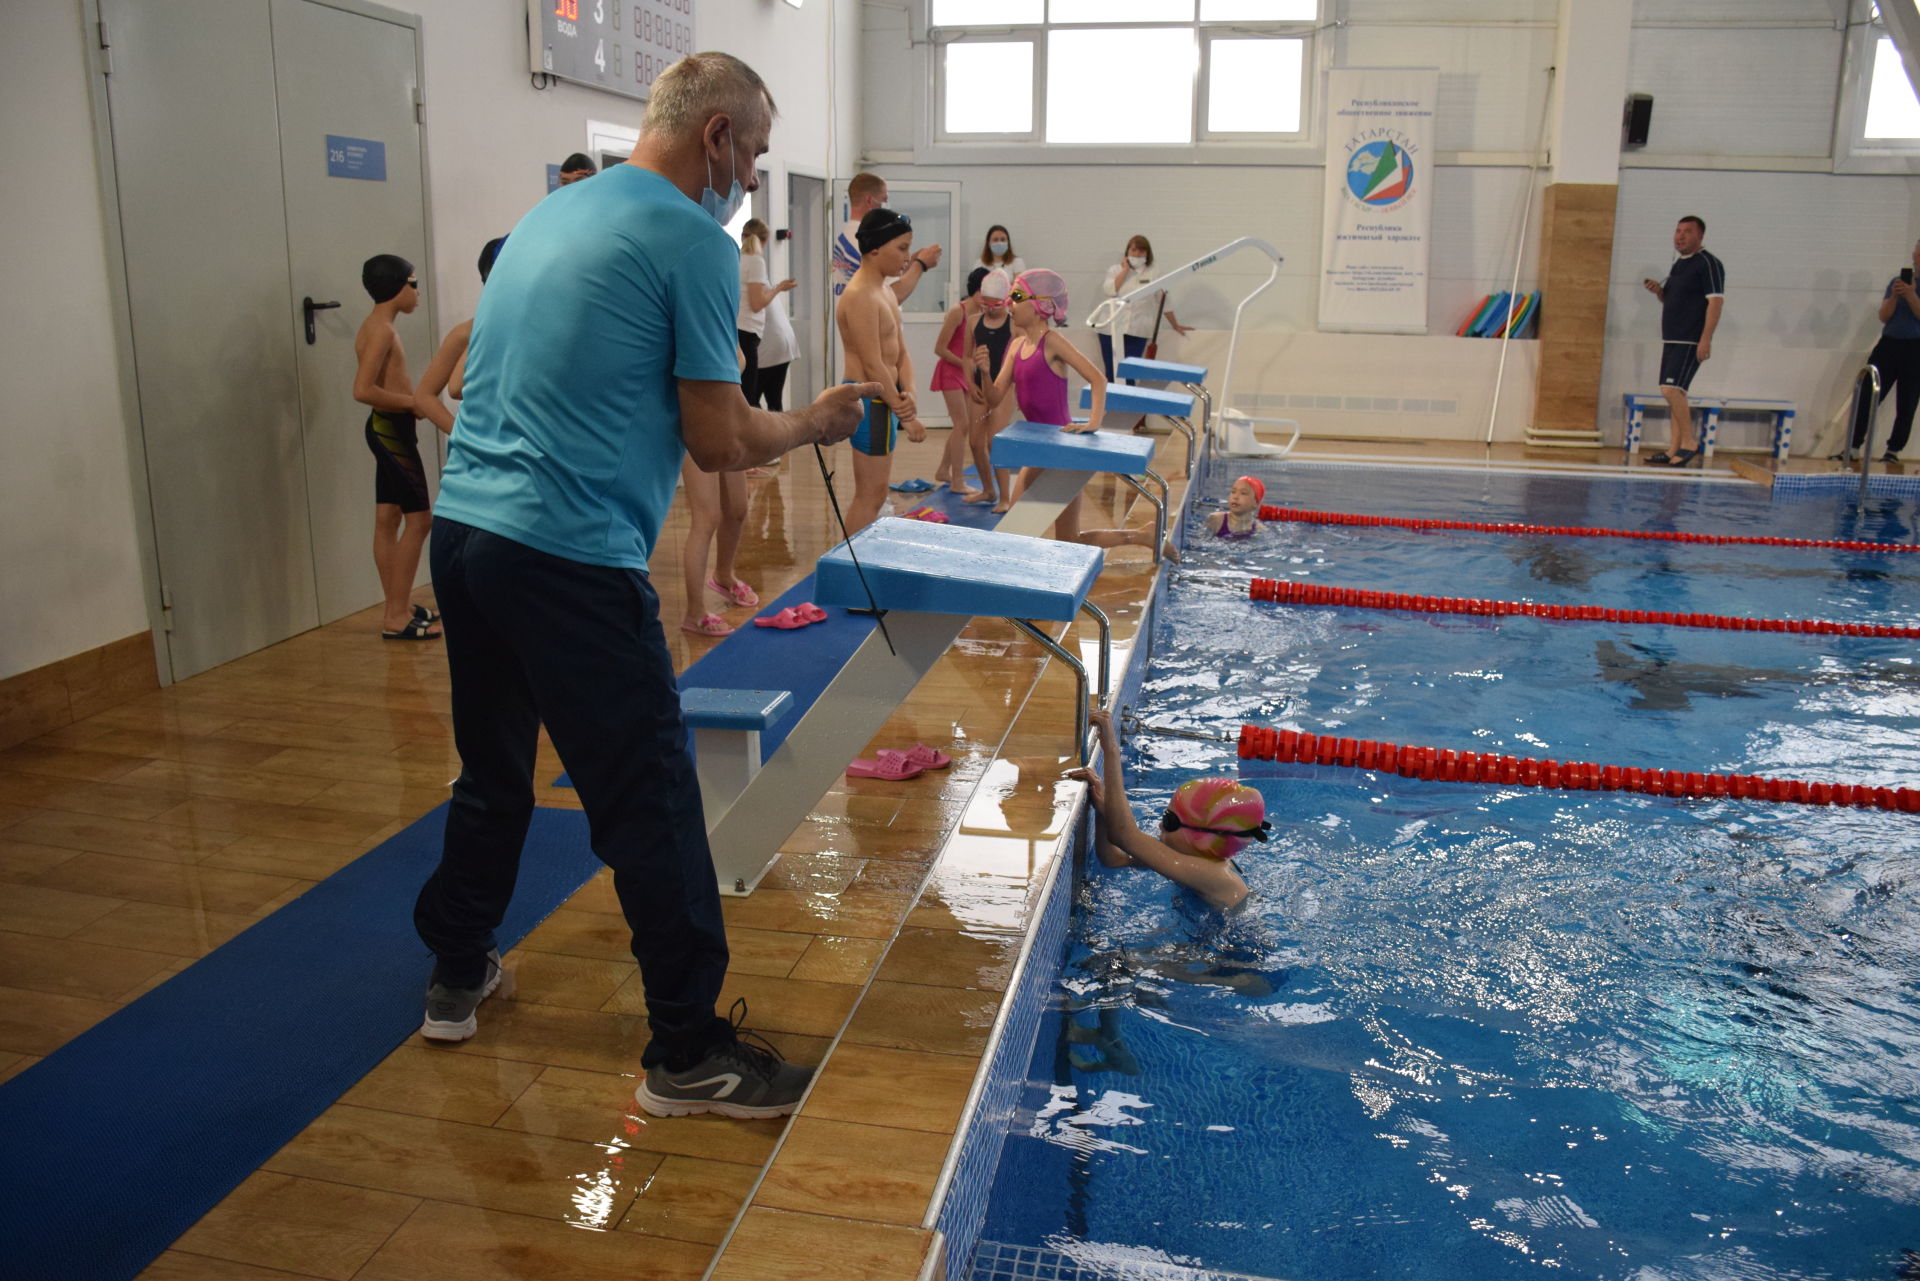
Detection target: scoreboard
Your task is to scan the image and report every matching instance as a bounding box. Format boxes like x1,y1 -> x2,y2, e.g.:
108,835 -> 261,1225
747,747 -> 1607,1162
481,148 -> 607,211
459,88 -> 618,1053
527,0 -> 695,103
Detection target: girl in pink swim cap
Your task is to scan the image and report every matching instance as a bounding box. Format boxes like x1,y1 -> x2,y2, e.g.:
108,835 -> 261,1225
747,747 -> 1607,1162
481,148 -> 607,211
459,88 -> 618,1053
1207,475 -> 1266,540
1068,708 -> 1268,913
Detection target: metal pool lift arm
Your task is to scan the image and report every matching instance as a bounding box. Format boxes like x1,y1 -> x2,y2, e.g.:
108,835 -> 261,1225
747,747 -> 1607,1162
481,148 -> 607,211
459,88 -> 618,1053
1086,237 -> 1287,472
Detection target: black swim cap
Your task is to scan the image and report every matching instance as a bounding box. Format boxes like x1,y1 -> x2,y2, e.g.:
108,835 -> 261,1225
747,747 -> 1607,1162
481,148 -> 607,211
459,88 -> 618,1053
362,253 -> 414,303
560,152 -> 597,175
966,266 -> 989,297
477,236 -> 507,283
856,208 -> 912,255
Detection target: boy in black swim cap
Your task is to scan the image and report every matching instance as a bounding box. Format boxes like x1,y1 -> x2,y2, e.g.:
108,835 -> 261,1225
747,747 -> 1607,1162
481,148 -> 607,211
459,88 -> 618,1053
354,253 -> 438,640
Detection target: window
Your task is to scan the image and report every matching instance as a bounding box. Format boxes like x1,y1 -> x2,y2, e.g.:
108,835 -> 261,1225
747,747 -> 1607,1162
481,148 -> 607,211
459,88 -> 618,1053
1865,36 -> 1920,139
931,0 -> 1316,146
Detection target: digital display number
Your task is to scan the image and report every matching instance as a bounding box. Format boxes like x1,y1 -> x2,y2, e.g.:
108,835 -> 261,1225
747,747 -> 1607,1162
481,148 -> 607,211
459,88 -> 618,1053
531,0 -> 691,103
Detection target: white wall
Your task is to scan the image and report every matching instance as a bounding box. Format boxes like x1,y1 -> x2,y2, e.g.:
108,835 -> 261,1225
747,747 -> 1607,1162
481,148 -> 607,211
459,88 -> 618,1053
866,0 -> 1920,451
3,0 -> 860,683
0,2 -> 152,680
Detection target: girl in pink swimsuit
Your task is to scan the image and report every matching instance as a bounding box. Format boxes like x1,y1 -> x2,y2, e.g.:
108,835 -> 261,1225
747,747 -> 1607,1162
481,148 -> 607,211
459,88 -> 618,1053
931,267 -> 991,500
984,271 -> 1175,559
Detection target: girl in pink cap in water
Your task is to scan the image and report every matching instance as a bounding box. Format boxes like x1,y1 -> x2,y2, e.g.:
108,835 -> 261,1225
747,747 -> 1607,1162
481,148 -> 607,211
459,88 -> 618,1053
1207,475 -> 1266,540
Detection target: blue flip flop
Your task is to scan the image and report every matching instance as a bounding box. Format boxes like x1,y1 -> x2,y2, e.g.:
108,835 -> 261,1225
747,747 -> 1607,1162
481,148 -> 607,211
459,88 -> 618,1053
889,477 -> 934,493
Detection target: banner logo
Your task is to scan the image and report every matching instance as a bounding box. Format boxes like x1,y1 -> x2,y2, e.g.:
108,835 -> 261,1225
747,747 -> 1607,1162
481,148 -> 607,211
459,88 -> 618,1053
1345,140 -> 1414,209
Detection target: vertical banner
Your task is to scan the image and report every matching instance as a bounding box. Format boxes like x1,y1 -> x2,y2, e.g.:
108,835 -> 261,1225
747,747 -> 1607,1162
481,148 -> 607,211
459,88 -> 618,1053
1319,68 -> 1439,334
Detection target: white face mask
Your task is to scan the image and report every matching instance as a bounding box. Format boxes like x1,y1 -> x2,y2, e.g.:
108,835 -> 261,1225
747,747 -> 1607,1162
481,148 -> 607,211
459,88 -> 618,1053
1128,255 -> 1148,270
990,240 -> 1009,255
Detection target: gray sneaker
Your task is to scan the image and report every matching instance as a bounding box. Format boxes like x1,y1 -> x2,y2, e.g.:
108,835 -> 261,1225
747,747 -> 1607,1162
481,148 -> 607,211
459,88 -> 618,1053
634,1013 -> 815,1119
419,950 -> 511,1042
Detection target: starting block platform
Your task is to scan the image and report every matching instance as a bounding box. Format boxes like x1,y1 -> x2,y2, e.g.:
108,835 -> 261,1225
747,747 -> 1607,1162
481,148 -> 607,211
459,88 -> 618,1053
991,421 -> 1171,562
1117,356 -> 1207,385
1081,383 -> 1199,477
702,517 -> 1112,894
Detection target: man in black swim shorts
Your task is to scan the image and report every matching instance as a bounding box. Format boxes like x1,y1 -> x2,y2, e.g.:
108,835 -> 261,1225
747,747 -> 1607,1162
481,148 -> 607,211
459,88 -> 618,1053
354,253 -> 440,640
1641,215 -> 1727,468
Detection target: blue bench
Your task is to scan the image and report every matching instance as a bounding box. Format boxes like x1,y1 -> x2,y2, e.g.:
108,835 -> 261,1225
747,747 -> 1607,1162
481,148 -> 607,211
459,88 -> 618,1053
680,687 -> 793,821
989,421 -> 1171,563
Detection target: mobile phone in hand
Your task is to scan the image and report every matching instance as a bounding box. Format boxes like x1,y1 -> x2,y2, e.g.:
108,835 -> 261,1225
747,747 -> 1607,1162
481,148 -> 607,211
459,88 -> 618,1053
1903,267 -> 1913,286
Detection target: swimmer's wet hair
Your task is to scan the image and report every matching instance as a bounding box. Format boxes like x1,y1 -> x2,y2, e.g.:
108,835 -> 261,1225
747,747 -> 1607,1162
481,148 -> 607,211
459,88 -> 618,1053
477,237 -> 507,283
560,152 -> 597,174
642,52 -> 777,137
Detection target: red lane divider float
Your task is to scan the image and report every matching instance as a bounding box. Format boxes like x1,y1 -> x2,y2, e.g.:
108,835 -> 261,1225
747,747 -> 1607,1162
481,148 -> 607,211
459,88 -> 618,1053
1257,505 -> 1920,555
1237,724 -> 1920,813
1248,577 -> 1920,639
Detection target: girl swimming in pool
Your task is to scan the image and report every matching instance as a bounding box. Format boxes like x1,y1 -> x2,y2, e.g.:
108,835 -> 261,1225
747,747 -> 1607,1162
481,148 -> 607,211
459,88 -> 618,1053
1068,708 -> 1268,913
1207,475 -> 1266,540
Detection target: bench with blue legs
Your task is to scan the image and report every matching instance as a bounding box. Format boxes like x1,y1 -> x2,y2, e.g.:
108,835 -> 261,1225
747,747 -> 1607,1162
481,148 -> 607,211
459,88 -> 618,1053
702,518 -> 1110,893
991,420 -> 1172,562
1623,392 -> 1797,463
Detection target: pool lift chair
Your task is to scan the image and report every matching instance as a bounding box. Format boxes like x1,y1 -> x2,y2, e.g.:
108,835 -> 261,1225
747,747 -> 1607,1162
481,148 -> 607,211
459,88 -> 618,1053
1086,236 -> 1300,488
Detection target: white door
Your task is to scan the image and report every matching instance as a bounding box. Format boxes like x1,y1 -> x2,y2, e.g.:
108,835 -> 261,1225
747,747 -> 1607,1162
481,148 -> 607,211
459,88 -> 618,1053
832,179 -> 960,424
786,172 -> 827,403
273,0 -> 435,624
100,0 -> 433,678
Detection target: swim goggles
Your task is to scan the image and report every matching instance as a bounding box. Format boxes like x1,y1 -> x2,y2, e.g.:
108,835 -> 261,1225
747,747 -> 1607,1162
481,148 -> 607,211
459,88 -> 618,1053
1008,287 -> 1032,303
1161,811 -> 1272,841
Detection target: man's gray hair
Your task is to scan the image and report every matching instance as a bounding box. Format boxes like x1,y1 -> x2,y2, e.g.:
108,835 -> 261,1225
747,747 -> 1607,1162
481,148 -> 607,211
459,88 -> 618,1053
642,52 -> 776,137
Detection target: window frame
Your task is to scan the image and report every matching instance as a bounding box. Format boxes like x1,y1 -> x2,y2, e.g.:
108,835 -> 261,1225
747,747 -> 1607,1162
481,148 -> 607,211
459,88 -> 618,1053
1836,11 -> 1920,171
924,1 -> 1321,161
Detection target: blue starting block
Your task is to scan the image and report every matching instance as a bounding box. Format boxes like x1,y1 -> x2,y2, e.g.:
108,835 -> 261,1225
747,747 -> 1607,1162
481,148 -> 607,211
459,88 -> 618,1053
701,518 -> 1114,894
680,688 -> 793,821
1083,382 -> 1199,479
990,421 -> 1171,562
1117,356 -> 1206,385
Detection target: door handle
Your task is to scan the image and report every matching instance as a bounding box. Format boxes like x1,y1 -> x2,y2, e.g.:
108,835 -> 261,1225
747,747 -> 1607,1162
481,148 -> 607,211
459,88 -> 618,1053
302,296 -> 341,345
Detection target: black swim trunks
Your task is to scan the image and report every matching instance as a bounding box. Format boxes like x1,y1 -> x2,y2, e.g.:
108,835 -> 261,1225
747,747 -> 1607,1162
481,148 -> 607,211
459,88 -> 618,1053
366,410 -> 429,513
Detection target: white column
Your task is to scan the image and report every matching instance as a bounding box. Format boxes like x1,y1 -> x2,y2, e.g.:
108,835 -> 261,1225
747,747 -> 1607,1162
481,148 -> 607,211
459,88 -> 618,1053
1547,0 -> 1633,186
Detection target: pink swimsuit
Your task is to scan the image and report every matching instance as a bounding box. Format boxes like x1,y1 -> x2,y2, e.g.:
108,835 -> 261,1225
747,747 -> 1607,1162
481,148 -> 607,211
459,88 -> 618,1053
931,315 -> 970,393
1012,339 -> 1070,426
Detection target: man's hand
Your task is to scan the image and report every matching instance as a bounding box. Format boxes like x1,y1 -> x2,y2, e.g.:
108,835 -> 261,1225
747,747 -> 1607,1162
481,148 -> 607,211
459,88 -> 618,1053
1895,280 -> 1915,302
1642,277 -> 1662,297
919,245 -> 943,270
1696,336 -> 1712,362
903,416 -> 928,444
811,381 -> 883,446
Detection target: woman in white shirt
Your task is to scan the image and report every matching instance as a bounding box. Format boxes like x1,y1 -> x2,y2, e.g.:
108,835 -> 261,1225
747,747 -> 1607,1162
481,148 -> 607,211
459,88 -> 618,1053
736,219 -> 795,406
1100,234 -> 1192,381
979,224 -> 1026,279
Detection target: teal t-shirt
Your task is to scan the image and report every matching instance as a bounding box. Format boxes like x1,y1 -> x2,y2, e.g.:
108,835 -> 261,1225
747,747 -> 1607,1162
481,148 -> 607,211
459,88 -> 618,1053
436,164 -> 742,568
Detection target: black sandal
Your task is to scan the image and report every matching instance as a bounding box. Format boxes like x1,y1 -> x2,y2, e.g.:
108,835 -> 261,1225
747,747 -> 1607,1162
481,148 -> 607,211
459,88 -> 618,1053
382,617 -> 442,641
1667,448 -> 1701,468
1646,452 -> 1672,466
412,603 -> 441,625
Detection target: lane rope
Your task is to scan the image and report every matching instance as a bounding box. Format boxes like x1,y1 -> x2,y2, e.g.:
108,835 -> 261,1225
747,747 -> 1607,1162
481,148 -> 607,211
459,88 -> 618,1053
1237,724 -> 1920,813
1258,505 -> 1920,555
1248,577 -> 1920,639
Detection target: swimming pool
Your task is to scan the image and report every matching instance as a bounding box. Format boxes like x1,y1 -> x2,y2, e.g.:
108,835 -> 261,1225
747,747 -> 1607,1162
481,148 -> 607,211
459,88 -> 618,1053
964,465 -> 1920,1281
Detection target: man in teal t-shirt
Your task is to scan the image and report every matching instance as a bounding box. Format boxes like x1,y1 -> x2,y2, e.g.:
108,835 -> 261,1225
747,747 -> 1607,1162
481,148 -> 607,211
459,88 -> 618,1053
417,52 -> 876,1121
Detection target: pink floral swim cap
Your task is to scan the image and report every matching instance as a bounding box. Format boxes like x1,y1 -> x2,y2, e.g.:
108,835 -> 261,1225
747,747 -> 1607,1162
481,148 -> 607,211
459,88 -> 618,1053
1013,269 -> 1069,327
1161,776 -> 1269,861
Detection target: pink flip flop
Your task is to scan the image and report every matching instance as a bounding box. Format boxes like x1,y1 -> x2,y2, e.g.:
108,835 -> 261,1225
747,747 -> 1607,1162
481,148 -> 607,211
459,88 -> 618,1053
795,602 -> 829,624
708,576 -> 760,608
681,613 -> 734,637
845,749 -> 923,781
753,606 -> 808,629
901,743 -> 952,770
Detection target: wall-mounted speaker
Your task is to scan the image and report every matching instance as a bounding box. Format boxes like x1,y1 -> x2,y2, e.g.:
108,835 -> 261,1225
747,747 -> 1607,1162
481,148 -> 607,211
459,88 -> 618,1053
1623,93 -> 1653,148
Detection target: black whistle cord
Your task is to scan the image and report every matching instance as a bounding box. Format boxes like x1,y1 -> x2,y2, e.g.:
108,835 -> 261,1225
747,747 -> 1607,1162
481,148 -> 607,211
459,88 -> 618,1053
812,444 -> 895,656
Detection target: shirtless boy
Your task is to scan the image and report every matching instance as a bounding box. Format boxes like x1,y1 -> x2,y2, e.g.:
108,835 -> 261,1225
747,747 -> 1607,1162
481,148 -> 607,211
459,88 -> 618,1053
354,253 -> 438,640
414,237 -> 506,436
835,208 -> 928,535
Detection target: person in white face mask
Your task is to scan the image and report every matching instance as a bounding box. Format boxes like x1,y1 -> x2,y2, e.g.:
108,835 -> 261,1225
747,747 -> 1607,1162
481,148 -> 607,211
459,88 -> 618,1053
1101,234 -> 1193,383
978,224 -> 1025,278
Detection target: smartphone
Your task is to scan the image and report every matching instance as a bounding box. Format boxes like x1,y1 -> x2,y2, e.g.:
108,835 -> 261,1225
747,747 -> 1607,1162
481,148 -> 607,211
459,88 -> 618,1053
1903,267 -> 1913,286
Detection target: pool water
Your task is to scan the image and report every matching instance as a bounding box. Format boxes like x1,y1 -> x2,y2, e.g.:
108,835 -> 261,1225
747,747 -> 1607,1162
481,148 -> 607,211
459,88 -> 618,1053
973,466 -> 1920,1281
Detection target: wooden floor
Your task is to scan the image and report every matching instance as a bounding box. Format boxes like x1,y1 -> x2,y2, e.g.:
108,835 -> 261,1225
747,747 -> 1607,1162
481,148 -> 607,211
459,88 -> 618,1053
8,426 -> 1834,1279
0,432 -> 1171,1281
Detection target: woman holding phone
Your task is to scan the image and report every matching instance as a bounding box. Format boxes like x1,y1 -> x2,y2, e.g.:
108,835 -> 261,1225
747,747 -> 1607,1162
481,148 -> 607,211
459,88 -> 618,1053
1855,240 -> 1920,463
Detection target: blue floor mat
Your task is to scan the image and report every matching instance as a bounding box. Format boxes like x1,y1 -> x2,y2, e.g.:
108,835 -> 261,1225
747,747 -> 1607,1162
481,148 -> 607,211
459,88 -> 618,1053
0,802 -> 602,1281
556,491 -> 1003,788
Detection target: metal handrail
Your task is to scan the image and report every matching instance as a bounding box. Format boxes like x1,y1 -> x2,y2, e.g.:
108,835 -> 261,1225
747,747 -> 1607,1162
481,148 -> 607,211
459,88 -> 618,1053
1853,363 -> 1883,511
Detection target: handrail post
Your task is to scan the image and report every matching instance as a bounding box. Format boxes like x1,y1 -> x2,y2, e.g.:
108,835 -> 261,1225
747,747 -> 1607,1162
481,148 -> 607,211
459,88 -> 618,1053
1856,363 -> 1883,512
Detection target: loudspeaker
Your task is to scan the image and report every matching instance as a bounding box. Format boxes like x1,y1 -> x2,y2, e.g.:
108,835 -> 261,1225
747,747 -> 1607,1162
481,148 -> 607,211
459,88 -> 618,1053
1623,93 -> 1653,148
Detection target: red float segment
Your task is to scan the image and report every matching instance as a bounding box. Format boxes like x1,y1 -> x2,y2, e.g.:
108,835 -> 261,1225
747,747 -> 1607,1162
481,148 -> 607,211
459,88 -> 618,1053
1238,723 -> 1918,813
1257,505 -> 1920,556
1246,577 -> 1920,640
